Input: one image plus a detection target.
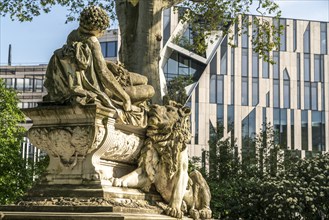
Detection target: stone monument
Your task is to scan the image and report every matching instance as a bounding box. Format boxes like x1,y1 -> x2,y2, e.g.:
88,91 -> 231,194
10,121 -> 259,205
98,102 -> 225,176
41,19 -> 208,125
0,6 -> 211,220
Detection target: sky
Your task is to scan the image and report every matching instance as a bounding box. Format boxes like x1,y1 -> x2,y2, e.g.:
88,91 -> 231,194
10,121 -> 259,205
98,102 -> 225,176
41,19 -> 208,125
0,0 -> 328,66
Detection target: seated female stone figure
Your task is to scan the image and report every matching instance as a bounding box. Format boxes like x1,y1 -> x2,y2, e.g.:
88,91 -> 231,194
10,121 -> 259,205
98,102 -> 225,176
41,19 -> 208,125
43,6 -> 154,121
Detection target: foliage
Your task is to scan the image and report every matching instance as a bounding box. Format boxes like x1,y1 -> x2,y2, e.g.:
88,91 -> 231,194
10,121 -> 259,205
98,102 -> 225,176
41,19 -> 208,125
0,79 -> 48,204
0,78 -> 29,204
199,121 -> 329,219
163,75 -> 193,105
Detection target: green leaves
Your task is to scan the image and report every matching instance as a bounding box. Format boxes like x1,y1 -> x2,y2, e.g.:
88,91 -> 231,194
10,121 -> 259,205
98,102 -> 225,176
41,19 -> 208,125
163,75 -> 193,105
0,0 -> 116,23
0,78 -> 31,204
203,120 -> 329,219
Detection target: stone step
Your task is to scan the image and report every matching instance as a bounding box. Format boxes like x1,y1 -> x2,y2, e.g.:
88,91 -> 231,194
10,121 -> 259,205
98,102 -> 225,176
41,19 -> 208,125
0,211 -> 193,220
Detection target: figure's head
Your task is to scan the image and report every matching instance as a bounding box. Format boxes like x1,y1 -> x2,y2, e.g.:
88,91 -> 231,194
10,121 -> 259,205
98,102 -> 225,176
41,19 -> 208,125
79,6 -> 109,33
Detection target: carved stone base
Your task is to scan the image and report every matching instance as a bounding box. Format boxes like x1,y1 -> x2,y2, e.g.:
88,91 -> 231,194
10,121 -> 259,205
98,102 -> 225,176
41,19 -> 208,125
23,104 -> 145,186
11,104 -> 172,218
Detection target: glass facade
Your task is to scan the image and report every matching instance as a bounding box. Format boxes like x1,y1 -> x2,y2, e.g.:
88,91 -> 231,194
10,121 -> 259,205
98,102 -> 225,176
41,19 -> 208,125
301,110 -> 308,150
220,37 -> 228,75
320,23 -> 327,54
163,8 -> 171,46
293,19 -> 297,51
303,23 -> 310,53
241,77 -> 248,106
304,53 -> 310,81
262,53 -> 269,78
164,51 -> 206,81
100,41 -> 117,58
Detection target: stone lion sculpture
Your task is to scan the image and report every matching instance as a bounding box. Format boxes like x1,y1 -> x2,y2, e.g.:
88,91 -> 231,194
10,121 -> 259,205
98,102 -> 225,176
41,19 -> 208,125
113,101 -> 212,219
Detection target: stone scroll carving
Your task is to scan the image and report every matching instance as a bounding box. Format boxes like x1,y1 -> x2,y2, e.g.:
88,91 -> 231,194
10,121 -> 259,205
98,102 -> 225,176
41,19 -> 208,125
102,131 -> 142,163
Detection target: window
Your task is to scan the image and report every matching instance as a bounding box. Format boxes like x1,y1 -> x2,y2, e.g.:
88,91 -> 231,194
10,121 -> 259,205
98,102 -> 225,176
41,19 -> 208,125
262,53 -> 269,78
291,110 -> 295,149
164,51 -> 206,81
321,112 -> 326,151
16,78 -> 24,91
100,41 -> 117,58
252,78 -> 259,106
5,78 -> 13,88
242,49 -> 248,76
230,76 -> 234,104
280,19 -> 286,51
266,92 -> 270,107
280,109 -> 287,148
252,52 -> 259,77
283,69 -> 290,109
297,82 -> 301,109
262,107 -> 267,130
293,20 -> 297,51
231,48 -> 235,75
311,83 -> 318,110
217,104 -> 224,124
314,54 -> 321,82
322,83 -> 325,110
297,53 -> 301,81
163,8 -> 171,46
242,16 -> 249,48
242,109 -> 256,154
273,52 -> 279,79
320,23 -> 327,54
210,75 -> 216,103
312,111 -> 322,151
227,105 -> 234,132
301,110 -> 308,150
220,37 -> 228,75
217,76 -> 224,104
273,80 -> 280,107
241,77 -> 248,106
195,85 -> 199,144
210,53 -> 217,75
320,55 -> 324,82
304,53 -> 310,81
303,23 -> 310,53
304,82 -> 310,109
283,81 -> 290,108
273,108 -> 280,144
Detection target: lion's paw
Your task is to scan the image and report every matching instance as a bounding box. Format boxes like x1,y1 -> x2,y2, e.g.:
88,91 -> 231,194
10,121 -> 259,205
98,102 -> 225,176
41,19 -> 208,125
165,207 -> 183,219
112,178 -> 128,187
189,208 -> 200,219
199,207 -> 212,219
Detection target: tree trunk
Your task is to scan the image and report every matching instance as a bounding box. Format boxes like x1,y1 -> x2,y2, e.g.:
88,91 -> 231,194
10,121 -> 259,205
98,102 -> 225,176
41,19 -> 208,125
115,0 -> 164,104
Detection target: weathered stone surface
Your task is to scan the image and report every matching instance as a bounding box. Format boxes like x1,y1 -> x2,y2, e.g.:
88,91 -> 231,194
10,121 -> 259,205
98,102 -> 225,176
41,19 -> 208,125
15,6 -> 212,219
23,104 -> 144,185
112,102 -> 212,219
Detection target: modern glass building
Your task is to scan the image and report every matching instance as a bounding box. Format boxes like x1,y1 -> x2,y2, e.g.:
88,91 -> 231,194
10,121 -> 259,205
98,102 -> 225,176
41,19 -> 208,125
160,9 -> 329,160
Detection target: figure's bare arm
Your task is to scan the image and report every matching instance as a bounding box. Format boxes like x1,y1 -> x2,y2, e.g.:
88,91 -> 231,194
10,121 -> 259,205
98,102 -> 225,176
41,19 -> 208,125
88,37 -> 131,111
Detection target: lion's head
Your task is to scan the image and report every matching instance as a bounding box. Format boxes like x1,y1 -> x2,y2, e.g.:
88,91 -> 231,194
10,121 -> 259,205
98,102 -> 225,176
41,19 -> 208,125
141,101 -> 191,180
147,101 -> 191,141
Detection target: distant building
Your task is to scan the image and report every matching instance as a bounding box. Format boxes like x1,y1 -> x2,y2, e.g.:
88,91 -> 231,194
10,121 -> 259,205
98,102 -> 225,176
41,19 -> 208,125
161,9 -> 329,160
0,65 -> 47,162
1,9 -> 328,165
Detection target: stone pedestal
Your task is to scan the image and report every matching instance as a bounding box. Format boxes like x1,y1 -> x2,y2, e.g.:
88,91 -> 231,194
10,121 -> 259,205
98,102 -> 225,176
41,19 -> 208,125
1,104 -> 171,218
23,104 -> 144,186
